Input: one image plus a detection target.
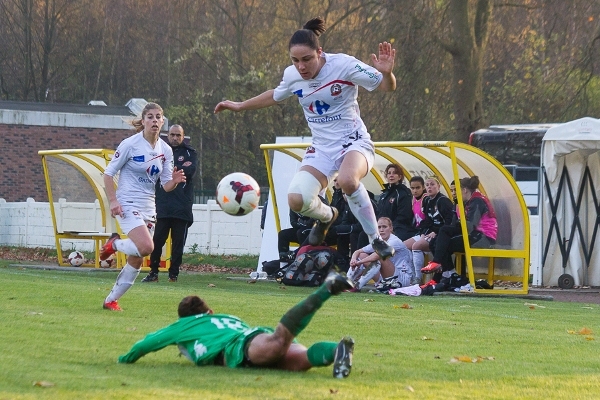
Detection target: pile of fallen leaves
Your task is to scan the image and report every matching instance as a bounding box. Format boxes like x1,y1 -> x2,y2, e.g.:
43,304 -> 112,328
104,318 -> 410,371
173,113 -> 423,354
0,247 -> 58,263
0,246 -> 252,275
181,263 -> 253,275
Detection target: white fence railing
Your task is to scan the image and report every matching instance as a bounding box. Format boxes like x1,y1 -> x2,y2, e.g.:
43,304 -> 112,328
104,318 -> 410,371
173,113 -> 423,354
0,198 -> 263,255
0,198 -> 538,273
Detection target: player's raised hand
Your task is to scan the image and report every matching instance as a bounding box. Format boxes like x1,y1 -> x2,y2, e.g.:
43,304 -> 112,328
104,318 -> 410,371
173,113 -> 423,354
214,100 -> 242,114
371,42 -> 396,75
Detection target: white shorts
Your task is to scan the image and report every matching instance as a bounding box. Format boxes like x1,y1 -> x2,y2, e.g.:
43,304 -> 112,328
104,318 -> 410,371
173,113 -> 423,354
116,205 -> 156,236
301,136 -> 375,182
411,234 -> 423,242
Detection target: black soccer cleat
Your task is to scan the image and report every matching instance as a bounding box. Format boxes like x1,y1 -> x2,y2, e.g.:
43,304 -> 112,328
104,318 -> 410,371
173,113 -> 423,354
333,336 -> 354,379
325,272 -> 354,295
371,238 -> 395,260
141,272 -> 158,283
308,207 -> 338,246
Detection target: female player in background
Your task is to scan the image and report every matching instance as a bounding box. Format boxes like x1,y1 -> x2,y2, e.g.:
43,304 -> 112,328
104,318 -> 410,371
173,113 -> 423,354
100,102 -> 186,311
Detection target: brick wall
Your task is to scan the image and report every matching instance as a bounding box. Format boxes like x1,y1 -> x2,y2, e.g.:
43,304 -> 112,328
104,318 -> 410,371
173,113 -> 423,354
0,125 -> 133,202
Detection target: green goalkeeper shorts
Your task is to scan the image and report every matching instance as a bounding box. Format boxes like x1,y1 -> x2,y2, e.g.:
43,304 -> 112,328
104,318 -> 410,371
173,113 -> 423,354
224,326 -> 274,368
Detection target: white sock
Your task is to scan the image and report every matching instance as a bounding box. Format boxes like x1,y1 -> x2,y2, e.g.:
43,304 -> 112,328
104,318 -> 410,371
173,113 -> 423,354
442,269 -> 456,278
114,238 -> 141,257
105,264 -> 140,303
347,264 -> 365,283
346,183 -> 378,241
412,250 -> 424,281
302,196 -> 333,222
357,263 -> 381,289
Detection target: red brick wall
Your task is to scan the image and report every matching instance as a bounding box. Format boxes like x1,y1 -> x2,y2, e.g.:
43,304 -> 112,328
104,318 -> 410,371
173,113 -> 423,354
0,125 -> 134,202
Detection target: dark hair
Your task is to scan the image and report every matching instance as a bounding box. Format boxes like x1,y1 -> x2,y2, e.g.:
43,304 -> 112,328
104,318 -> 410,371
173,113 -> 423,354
460,176 -> 480,192
385,163 -> 404,180
289,17 -> 326,50
410,176 -> 425,186
178,295 -> 210,318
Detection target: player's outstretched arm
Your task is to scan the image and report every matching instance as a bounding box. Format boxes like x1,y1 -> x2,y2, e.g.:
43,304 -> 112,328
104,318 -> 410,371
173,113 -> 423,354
371,42 -> 396,92
118,328 -> 175,364
214,89 -> 278,113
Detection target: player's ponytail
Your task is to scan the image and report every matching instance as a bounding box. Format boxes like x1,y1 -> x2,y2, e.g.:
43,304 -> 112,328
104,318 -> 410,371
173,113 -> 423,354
289,16 -> 326,50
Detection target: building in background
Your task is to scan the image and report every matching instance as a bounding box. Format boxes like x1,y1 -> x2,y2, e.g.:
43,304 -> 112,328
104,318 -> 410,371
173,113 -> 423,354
0,98 -> 166,202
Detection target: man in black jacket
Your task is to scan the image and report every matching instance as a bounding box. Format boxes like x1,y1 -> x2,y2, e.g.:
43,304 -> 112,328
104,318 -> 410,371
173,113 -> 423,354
142,124 -> 197,282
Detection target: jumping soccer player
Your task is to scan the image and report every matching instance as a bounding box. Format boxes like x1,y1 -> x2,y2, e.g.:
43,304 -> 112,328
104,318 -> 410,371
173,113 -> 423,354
214,16 -> 397,262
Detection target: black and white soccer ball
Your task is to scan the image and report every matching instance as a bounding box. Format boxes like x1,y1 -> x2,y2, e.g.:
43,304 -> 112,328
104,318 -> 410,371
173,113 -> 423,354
216,172 -> 260,216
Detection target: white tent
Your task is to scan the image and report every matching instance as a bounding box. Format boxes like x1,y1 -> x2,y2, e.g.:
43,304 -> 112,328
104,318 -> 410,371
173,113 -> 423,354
538,117 -> 600,287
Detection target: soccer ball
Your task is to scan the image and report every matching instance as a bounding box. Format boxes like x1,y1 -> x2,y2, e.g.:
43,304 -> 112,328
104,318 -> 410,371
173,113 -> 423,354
67,251 -> 85,266
216,172 -> 260,216
100,255 -> 114,269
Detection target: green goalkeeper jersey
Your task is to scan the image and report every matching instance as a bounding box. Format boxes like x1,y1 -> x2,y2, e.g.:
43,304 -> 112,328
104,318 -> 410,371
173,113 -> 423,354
118,313 -> 272,367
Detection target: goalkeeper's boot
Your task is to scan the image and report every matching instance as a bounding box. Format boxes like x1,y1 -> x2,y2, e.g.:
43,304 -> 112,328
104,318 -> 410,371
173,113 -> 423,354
371,237 -> 395,260
100,233 -> 120,261
308,207 -> 338,246
325,272 -> 354,295
333,336 -> 354,379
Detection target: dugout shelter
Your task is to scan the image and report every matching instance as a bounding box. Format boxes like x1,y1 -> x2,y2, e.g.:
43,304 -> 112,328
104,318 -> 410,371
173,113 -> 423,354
260,141 -> 531,294
39,149 -> 171,270
538,117 -> 600,288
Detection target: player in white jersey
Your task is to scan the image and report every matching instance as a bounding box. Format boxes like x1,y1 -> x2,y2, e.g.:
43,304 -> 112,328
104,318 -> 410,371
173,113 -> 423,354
100,102 -> 186,311
348,217 -> 413,290
214,16 -> 396,261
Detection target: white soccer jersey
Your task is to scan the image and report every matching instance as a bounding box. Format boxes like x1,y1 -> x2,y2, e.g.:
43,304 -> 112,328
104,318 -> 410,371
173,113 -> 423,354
104,132 -> 174,215
273,52 -> 383,148
362,233 -> 413,284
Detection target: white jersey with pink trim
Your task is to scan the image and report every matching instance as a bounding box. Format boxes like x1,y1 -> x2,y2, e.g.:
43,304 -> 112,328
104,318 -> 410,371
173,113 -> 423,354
104,131 -> 174,215
273,52 -> 382,147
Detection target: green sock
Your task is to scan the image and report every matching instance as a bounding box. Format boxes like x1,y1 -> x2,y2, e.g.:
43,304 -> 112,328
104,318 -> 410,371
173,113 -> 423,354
307,341 -> 337,366
279,285 -> 331,336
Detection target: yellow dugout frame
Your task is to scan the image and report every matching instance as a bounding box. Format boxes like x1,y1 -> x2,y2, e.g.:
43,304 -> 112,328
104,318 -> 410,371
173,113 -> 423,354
261,141 -> 530,294
39,149 -> 171,270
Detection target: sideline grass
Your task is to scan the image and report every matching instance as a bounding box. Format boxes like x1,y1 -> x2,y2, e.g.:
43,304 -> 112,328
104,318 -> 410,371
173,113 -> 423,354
1,266 -> 600,399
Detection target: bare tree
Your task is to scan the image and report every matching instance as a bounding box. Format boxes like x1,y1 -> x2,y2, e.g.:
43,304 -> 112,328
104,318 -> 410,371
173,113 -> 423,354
436,0 -> 493,141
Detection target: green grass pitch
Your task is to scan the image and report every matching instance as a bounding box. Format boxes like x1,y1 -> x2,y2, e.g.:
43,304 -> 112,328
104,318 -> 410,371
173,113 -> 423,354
1,266 -> 599,399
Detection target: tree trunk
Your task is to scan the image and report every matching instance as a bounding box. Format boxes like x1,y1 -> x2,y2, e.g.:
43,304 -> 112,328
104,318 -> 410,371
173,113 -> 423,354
444,0 -> 493,142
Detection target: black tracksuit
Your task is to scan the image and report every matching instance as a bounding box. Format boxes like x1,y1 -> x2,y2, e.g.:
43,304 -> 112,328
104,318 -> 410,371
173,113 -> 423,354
149,141 -> 197,278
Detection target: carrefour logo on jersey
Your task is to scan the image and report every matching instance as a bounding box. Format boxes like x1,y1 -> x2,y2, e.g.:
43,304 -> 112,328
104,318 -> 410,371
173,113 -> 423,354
354,64 -> 381,81
308,100 -> 330,115
307,114 -> 342,123
146,165 -> 160,177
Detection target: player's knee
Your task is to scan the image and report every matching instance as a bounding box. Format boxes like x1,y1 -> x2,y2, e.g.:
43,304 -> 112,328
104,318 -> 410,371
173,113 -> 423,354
287,171 -> 321,213
288,193 -> 304,213
336,174 -> 359,194
137,241 -> 154,257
